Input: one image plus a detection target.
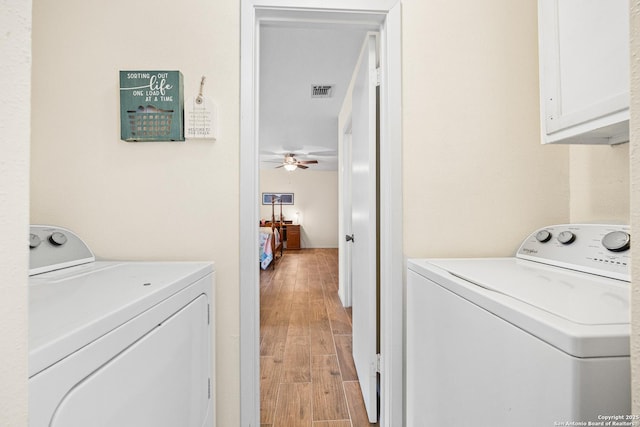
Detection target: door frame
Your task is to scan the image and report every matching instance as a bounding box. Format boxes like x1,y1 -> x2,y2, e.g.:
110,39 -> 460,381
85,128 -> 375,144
239,1 -> 403,426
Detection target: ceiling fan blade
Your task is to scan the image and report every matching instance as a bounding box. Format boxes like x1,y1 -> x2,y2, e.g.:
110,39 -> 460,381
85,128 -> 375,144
297,164 -> 309,169
297,160 -> 318,165
307,150 -> 337,157
275,164 -> 285,168
259,149 -> 290,155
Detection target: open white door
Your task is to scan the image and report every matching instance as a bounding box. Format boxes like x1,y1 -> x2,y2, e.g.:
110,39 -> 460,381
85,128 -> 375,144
350,33 -> 378,423
339,128 -> 354,307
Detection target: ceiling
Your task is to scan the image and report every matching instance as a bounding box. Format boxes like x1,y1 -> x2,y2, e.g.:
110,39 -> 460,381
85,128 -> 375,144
258,24 -> 370,171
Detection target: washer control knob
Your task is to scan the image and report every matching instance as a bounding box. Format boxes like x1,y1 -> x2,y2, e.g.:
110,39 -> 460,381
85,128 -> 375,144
602,231 -> 630,252
49,232 -> 68,246
557,231 -> 576,245
535,230 -> 552,243
29,234 -> 42,249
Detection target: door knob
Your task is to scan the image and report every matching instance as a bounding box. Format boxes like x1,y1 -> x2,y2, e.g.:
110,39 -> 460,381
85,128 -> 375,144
345,234 -> 354,242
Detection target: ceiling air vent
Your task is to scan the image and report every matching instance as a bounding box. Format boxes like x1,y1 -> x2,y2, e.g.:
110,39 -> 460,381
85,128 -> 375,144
311,84 -> 334,99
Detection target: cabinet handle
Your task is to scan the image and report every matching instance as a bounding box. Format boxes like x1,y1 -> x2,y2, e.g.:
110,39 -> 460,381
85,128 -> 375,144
345,234 -> 354,242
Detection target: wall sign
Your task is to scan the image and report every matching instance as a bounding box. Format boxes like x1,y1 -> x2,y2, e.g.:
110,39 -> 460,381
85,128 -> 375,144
185,76 -> 218,140
185,95 -> 218,140
119,71 -> 184,142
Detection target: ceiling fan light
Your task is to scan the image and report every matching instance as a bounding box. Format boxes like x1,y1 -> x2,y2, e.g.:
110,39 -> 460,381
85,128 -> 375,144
284,164 -> 297,171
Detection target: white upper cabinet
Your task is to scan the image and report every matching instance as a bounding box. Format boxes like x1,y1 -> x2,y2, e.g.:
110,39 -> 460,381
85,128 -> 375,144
538,0 -> 629,144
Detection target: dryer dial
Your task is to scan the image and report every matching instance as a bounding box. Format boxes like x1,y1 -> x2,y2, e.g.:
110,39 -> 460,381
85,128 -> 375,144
49,232 -> 68,246
557,231 -> 576,245
535,230 -> 552,243
29,234 -> 42,249
602,231 -> 630,252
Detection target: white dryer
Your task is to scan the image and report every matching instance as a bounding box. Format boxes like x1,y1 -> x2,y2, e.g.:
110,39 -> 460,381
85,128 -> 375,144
407,224 -> 631,427
29,225 -> 215,427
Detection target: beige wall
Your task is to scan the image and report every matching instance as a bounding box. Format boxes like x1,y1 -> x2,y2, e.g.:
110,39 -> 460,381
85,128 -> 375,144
30,0 -> 240,425
570,144 -> 630,224
630,0 -> 640,415
260,170 -> 338,248
0,0 -> 30,425
402,0 -> 570,258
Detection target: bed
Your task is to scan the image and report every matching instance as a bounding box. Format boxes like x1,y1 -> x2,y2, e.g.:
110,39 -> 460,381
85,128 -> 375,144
259,226 -> 282,270
259,198 -> 284,270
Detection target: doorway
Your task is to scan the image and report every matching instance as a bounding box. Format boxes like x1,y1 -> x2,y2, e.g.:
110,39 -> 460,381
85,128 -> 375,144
240,2 -> 403,426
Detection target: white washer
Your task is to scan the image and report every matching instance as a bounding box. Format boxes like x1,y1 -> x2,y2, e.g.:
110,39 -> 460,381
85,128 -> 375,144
407,224 -> 631,427
29,225 -> 215,427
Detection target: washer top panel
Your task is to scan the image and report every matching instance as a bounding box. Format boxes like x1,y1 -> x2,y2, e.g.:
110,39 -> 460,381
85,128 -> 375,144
516,224 -> 630,282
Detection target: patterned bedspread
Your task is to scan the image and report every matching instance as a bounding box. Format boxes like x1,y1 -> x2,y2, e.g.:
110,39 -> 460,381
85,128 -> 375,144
259,230 -> 273,270
259,227 -> 281,270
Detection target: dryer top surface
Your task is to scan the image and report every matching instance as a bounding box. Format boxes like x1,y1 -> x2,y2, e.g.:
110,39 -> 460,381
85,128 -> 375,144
29,261 -> 214,376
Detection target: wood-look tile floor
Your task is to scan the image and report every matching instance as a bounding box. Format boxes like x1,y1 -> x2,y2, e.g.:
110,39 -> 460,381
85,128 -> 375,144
260,248 -> 377,427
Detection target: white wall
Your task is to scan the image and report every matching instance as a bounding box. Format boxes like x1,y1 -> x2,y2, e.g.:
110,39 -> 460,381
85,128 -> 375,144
260,169 -> 338,248
630,0 -> 640,414
30,1 -> 240,425
0,0 -> 30,425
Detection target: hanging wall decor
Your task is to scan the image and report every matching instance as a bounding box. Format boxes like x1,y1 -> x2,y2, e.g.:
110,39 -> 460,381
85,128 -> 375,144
119,71 -> 185,142
185,76 -> 218,140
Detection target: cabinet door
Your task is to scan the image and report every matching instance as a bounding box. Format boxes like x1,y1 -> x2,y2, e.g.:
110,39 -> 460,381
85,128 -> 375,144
286,225 -> 300,249
538,0 -> 629,144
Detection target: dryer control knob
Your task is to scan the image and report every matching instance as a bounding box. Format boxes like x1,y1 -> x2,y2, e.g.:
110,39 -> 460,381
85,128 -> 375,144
602,231 -> 630,252
535,230 -> 552,243
557,231 -> 576,245
29,233 -> 41,249
49,232 -> 68,246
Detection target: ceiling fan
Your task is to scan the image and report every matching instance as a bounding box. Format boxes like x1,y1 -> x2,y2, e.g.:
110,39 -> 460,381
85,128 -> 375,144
276,153 -> 318,171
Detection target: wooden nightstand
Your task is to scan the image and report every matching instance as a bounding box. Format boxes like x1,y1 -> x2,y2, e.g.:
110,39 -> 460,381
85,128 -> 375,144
285,224 -> 301,249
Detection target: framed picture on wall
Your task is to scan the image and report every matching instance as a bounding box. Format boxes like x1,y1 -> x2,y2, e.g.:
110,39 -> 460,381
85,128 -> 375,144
262,193 -> 294,205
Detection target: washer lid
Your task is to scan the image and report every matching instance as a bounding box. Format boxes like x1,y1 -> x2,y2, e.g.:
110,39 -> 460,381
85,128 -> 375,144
427,258 -> 629,326
408,258 -> 630,358
29,261 -> 214,376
